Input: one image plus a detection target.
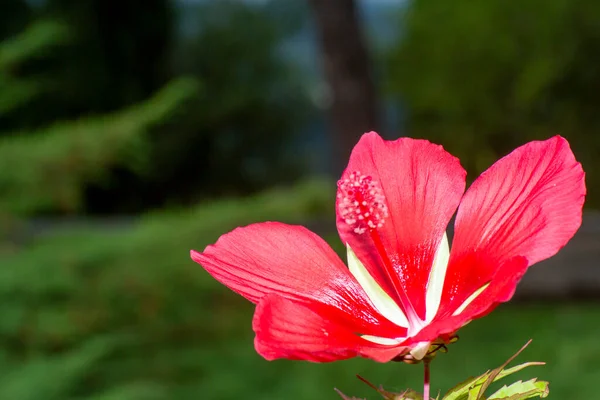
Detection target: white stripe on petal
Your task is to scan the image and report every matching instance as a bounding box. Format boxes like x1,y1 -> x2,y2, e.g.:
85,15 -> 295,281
425,232 -> 450,323
347,244 -> 409,328
452,282 -> 490,316
361,335 -> 404,345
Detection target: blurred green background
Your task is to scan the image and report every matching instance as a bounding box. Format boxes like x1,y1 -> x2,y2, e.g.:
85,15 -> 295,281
1,0 -> 599,398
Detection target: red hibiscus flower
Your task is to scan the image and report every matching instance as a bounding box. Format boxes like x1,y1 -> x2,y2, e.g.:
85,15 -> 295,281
191,132 -> 585,363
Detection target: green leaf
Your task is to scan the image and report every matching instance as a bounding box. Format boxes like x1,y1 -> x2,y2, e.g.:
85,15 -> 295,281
443,361 -> 546,400
487,379 -> 549,399
443,340 -> 546,400
472,340 -> 534,399
443,374 -> 488,400
494,362 -> 547,382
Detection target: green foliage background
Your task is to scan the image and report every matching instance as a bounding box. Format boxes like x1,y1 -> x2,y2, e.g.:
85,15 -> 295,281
2,180 -> 599,399
1,0 -> 600,399
386,0 -> 600,203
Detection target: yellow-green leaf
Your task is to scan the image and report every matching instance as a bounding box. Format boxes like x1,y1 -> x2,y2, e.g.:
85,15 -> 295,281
487,379 -> 549,399
443,340 -> 546,400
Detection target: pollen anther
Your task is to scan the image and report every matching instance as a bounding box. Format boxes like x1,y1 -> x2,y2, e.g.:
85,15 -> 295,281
337,171 -> 389,234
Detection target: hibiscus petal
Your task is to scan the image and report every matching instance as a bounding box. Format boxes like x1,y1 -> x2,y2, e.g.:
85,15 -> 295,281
425,232 -> 450,323
253,294 -> 408,363
191,221 -> 405,336
439,136 -> 585,317
411,256 -> 528,345
336,132 -> 466,320
346,244 -> 409,328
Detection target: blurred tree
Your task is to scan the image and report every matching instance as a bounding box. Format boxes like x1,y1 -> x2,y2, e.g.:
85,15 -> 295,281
147,0 -> 311,204
0,0 -> 31,39
386,0 -> 600,207
1,0 -> 313,214
42,0 -> 174,114
308,0 -> 381,174
1,0 -> 197,214
0,21 -> 199,217
0,21 -> 66,119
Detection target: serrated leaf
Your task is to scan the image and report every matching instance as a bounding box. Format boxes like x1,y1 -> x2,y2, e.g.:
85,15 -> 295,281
443,374 -> 489,400
443,340 -> 546,400
493,362 -> 546,381
487,379 -> 549,399
473,340 -> 533,399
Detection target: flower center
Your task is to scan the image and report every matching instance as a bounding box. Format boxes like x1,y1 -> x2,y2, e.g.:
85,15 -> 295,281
337,171 -> 389,235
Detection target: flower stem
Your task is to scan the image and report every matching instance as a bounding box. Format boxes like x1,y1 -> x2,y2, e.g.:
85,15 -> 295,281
423,358 -> 431,400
